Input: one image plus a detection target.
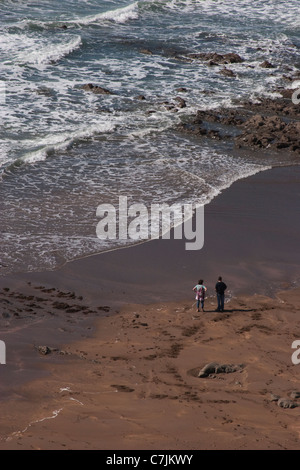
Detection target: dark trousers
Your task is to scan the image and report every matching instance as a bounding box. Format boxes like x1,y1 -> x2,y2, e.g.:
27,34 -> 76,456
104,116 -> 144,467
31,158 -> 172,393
217,293 -> 225,311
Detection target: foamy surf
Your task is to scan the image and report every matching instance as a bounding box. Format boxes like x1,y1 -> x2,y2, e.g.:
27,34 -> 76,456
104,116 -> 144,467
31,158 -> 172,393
71,2 -> 139,26
1,121 -> 116,173
0,0 -> 299,275
20,35 -> 82,66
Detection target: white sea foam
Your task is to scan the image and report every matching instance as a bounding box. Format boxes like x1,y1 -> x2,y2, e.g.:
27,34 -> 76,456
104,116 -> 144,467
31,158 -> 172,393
20,121 -> 116,165
25,35 -> 82,65
71,2 -> 139,25
164,0 -> 300,28
0,31 -> 82,68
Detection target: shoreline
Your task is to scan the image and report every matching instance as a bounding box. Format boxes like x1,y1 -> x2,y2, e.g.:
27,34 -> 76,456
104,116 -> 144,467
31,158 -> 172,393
1,164 -> 299,303
0,164 -> 300,449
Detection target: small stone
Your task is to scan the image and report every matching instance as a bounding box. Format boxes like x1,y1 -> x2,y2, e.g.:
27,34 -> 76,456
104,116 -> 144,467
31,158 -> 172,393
175,97 -> 186,108
290,391 -> 300,400
81,84 -> 114,95
219,67 -> 236,78
260,60 -> 274,68
140,48 -> 153,55
198,362 -> 219,378
269,393 -> 280,402
37,346 -> 51,356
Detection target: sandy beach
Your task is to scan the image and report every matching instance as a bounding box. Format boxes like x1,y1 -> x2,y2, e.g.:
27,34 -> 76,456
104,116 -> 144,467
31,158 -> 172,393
1,166 -> 300,450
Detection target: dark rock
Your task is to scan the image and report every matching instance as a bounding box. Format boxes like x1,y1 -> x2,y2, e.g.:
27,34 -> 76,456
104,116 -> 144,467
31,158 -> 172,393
52,301 -> 71,310
37,346 -> 52,356
81,84 -> 114,95
189,52 -> 243,65
65,305 -> 86,313
136,95 -> 146,100
269,393 -> 280,402
207,60 -> 218,67
36,87 -> 55,97
277,88 -> 294,99
290,391 -> 300,400
235,113 -> 299,152
277,398 -> 298,409
176,87 -> 187,92
219,67 -> 236,78
260,60 -> 274,68
140,48 -> 153,55
223,52 -> 244,64
198,362 -> 244,378
98,306 -> 110,312
174,96 -> 186,108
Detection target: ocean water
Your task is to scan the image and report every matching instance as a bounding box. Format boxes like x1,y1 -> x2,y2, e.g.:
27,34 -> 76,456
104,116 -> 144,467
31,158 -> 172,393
0,0 -> 299,274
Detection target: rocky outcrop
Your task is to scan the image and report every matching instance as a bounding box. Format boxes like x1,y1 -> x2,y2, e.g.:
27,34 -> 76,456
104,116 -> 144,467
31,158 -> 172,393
188,52 -> 244,65
235,114 -> 300,152
176,83 -> 300,154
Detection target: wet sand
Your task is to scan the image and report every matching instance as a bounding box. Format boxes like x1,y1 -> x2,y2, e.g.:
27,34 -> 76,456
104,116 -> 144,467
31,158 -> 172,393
0,166 -> 300,450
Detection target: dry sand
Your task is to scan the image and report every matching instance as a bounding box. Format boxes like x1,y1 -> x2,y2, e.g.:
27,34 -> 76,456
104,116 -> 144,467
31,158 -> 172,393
0,166 -> 300,450
1,287 -> 300,450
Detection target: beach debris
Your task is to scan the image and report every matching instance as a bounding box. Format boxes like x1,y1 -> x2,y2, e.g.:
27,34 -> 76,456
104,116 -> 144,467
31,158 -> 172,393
198,362 -> 244,378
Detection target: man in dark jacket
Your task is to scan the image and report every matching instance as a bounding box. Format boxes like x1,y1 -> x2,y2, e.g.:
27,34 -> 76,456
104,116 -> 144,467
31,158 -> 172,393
215,276 -> 227,312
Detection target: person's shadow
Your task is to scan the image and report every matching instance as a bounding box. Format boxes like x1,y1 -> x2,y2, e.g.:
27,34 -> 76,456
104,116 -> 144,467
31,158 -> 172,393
203,307 -> 256,313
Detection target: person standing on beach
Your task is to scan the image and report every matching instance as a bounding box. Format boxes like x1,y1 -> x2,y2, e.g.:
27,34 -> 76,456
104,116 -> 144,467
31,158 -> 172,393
215,276 -> 227,312
193,280 -> 207,312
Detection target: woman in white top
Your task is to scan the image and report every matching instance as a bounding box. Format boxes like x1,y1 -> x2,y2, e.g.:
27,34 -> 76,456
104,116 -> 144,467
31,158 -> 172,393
193,279 -> 207,312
